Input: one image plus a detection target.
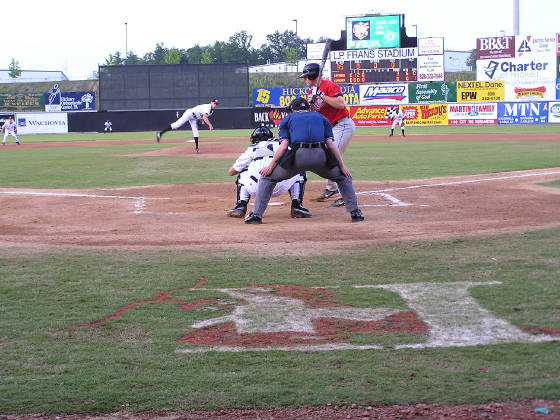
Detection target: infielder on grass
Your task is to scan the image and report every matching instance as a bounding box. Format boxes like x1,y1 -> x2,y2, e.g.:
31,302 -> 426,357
227,126 -> 311,219
156,99 -> 219,153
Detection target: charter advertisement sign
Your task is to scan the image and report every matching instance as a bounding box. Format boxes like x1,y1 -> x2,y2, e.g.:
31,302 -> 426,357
418,37 -> 444,56
477,57 -> 556,82
417,55 -> 444,81
515,34 -> 556,57
548,102 -> 560,123
359,83 -> 409,105
504,81 -> 556,101
476,36 -> 515,60
16,112 -> 68,134
448,103 -> 497,125
348,105 -> 395,126
456,81 -> 505,102
253,85 -> 360,107
497,102 -> 548,124
400,104 -> 448,126
408,82 -> 456,103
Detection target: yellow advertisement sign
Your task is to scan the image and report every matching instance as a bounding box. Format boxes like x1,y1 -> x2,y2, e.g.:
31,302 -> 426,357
401,104 -> 448,125
456,81 -> 505,102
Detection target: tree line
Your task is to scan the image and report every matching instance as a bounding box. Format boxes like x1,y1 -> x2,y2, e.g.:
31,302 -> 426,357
104,30 -> 328,67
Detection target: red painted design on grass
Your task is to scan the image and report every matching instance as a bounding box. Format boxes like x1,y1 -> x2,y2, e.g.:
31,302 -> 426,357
251,284 -> 343,308
521,326 -> 560,336
54,277 -> 210,333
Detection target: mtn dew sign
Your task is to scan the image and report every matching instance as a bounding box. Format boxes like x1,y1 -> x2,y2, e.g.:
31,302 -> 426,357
408,82 -> 457,103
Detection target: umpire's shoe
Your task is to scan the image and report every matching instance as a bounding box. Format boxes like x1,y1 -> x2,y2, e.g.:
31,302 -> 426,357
227,200 -> 248,217
315,188 -> 339,201
291,200 -> 312,218
244,212 -> 262,224
350,209 -> 365,223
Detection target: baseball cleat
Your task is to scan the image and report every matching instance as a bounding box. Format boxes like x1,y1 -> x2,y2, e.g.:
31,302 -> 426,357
291,201 -> 312,218
329,198 -> 345,207
227,201 -> 248,217
196,148 -> 200,154
315,189 -> 339,201
156,132 -> 161,142
350,209 -> 365,223
244,212 -> 262,224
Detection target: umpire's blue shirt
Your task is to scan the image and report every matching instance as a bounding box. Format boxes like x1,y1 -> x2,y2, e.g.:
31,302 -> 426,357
278,111 -> 334,144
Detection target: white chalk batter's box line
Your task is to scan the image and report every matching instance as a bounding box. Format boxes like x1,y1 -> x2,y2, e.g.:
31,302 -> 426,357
1,170 -> 559,212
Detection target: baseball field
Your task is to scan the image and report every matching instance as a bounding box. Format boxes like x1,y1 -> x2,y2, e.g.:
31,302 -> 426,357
1,125 -> 559,420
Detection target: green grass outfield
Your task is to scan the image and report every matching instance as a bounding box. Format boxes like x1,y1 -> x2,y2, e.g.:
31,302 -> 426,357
0,125 -> 559,415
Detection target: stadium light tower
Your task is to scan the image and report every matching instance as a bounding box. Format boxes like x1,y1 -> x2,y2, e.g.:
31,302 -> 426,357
293,19 -> 298,36
125,22 -> 128,63
513,0 -> 519,35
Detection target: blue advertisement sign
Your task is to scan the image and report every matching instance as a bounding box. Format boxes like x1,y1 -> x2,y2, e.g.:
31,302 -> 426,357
497,101 -> 548,124
44,91 -> 95,111
253,84 -> 360,107
556,79 -> 560,99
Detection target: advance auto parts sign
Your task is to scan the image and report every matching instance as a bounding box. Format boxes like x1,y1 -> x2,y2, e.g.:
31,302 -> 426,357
457,81 -> 505,102
401,104 -> 448,126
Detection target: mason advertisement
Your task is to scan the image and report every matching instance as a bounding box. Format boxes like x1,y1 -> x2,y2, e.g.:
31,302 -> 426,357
448,103 -> 497,125
456,81 -> 505,102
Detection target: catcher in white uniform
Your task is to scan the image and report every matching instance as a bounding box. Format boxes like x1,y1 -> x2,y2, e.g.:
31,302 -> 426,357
390,108 -> 405,137
227,126 -> 311,219
156,99 -> 219,153
2,116 -> 20,145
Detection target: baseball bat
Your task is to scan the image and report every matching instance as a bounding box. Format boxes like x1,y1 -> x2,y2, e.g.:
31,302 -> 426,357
316,38 -> 332,92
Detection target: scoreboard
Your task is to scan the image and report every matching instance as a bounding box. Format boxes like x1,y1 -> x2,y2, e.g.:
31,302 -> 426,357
331,59 -> 417,83
330,47 -> 419,84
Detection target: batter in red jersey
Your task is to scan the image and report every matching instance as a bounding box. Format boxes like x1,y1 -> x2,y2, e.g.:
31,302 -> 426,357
300,63 -> 356,205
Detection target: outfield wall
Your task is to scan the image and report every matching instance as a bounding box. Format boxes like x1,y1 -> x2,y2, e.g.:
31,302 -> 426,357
9,101 -> 560,134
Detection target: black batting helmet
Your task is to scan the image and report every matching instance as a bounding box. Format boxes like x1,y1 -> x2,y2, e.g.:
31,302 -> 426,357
299,63 -> 320,80
250,126 -> 274,144
288,97 -> 310,112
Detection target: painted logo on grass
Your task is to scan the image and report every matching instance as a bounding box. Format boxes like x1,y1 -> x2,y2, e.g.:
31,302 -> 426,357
55,280 -> 558,353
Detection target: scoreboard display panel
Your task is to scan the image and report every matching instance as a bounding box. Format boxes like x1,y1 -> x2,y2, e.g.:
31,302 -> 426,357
331,58 -> 418,84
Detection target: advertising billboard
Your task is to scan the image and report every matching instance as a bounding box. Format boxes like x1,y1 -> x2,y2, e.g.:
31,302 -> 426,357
477,57 -> 556,83
448,103 -> 497,125
408,82 -> 457,103
497,101 -> 548,124
346,15 -> 401,49
476,36 -> 515,60
400,104 -> 448,126
504,81 -> 556,101
515,34 -> 556,57
417,55 -> 444,81
0,93 -> 44,112
456,81 -> 505,102
348,105 -> 395,126
548,102 -> 560,123
418,37 -> 444,56
359,83 -> 409,105
16,112 -> 68,134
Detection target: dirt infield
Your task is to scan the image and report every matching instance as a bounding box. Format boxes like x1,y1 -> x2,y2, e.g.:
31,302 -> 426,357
1,134 -> 560,255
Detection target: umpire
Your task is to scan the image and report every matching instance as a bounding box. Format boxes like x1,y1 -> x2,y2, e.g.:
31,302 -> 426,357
245,97 -> 364,224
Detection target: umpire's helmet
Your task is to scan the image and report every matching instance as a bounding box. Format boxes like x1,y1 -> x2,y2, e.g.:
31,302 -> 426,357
250,126 -> 274,144
299,63 -> 320,80
288,97 -> 310,112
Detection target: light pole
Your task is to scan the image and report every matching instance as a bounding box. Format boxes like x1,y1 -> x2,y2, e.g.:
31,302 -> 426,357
293,19 -> 298,36
125,22 -> 128,63
412,24 -> 418,38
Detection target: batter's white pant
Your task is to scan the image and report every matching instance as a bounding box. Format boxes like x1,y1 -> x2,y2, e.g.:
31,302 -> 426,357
171,109 -> 199,137
238,171 -> 302,202
3,131 -> 19,143
326,116 -> 355,192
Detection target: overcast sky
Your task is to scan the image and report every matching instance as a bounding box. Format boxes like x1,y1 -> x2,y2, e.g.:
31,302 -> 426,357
3,0 -> 557,80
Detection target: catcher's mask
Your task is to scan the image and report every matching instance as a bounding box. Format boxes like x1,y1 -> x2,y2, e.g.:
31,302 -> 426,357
250,126 -> 274,144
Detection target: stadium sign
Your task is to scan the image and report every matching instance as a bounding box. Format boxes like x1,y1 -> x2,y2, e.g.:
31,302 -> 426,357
16,112 -> 68,134
448,103 -> 497,125
476,36 -> 515,60
477,58 -> 555,82
359,83 -> 409,105
497,101 -> 548,124
548,102 -> 560,123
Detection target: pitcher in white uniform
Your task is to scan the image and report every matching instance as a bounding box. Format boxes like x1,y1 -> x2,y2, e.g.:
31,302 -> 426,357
156,99 -> 219,153
2,116 -> 20,145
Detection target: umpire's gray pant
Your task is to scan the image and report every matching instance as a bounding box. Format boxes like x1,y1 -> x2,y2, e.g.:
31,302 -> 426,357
252,146 -> 359,218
